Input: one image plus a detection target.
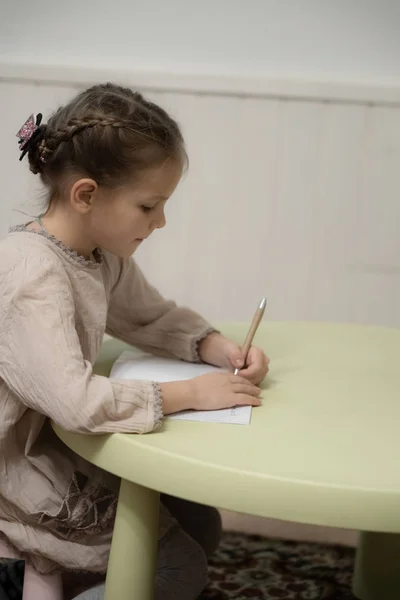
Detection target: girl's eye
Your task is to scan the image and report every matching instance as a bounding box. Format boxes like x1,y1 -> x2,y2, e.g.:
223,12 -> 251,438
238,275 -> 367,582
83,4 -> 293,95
141,206 -> 153,213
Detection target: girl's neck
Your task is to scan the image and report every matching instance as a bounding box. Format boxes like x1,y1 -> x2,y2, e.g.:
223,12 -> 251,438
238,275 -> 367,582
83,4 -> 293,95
36,208 -> 96,259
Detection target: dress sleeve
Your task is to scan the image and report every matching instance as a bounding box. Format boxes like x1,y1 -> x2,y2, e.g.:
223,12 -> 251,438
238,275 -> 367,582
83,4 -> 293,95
106,256 -> 215,362
0,255 -> 162,434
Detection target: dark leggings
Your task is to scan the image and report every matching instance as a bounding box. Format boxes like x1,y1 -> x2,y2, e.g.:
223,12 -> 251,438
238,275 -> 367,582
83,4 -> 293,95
72,496 -> 221,600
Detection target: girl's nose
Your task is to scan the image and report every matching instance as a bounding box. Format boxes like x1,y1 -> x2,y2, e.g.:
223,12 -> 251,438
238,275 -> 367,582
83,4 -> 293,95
153,208 -> 166,230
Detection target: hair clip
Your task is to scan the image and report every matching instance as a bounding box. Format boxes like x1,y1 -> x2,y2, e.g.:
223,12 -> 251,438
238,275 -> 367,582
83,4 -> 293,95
17,113 -> 44,161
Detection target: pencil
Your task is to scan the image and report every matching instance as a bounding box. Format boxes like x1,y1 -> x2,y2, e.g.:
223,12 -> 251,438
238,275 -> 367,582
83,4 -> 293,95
234,297 -> 267,375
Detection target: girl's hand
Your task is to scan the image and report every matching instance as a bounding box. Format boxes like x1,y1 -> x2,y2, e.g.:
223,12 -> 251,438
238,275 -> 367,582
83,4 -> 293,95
160,372 -> 261,414
189,372 -> 261,411
199,333 -> 270,385
232,345 -> 270,385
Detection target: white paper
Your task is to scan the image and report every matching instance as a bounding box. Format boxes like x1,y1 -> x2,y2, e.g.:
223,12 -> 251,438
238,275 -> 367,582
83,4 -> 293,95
110,350 -> 251,425
166,405 -> 251,425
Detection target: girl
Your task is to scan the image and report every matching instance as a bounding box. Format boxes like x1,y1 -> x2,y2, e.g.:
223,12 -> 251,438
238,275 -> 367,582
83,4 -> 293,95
0,83 -> 269,600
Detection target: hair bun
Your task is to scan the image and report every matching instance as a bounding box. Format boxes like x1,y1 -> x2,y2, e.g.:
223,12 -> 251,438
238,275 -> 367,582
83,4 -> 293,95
27,132 -> 48,175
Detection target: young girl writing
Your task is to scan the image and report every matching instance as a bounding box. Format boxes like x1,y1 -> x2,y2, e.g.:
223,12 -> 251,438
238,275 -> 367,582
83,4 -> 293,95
0,83 -> 269,600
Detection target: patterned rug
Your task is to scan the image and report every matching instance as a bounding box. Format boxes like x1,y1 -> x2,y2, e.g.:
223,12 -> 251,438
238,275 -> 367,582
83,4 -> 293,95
202,532 -> 356,599
0,533 -> 357,600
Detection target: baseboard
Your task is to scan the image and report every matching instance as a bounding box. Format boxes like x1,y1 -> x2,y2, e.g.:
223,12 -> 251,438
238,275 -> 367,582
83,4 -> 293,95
1,61 -> 400,106
220,510 -> 358,547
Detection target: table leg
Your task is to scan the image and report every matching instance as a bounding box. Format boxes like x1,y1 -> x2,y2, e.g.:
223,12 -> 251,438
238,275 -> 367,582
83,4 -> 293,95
353,531 -> 400,600
104,479 -> 160,600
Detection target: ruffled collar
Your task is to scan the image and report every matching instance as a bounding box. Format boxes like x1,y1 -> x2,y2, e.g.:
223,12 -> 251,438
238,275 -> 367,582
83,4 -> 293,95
9,223 -> 104,270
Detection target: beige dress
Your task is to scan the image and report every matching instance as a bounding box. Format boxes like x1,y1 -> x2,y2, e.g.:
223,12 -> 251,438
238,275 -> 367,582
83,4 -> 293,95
0,226 -> 213,574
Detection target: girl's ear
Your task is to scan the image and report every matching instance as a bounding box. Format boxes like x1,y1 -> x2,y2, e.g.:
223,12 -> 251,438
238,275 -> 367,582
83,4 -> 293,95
70,178 -> 98,214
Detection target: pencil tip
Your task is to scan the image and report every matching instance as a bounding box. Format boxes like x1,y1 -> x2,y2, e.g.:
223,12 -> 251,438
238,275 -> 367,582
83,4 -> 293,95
259,297 -> 267,310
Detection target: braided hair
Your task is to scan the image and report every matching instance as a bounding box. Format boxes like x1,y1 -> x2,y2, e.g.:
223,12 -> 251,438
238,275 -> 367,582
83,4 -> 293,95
25,83 -> 186,196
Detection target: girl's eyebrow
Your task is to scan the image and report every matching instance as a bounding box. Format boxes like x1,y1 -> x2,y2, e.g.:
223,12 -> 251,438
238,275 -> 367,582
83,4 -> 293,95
138,193 -> 168,204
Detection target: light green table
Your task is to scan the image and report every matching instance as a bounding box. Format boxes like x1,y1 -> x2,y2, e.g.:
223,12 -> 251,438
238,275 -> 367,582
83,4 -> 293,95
53,322 -> 400,600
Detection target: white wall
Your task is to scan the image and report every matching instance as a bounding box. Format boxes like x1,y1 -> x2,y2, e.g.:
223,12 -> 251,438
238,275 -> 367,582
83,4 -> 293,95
1,0 -> 400,81
1,2 -> 400,327
1,76 -> 400,328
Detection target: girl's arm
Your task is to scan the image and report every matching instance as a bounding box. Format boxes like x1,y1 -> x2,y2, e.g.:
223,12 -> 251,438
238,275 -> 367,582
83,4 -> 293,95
0,254 -> 192,434
105,255 -> 215,363
105,255 -> 269,384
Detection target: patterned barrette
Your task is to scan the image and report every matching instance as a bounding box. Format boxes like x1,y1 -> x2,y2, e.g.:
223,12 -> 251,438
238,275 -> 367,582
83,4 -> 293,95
17,113 -> 44,161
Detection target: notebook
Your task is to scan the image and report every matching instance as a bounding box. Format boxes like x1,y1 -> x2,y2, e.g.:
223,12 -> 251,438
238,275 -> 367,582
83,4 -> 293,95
110,350 -> 252,425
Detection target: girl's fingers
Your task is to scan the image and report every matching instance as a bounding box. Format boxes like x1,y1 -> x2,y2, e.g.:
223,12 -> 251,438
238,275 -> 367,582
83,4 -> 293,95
239,357 -> 270,381
238,364 -> 259,378
228,374 -> 254,386
235,394 -> 262,407
234,384 -> 261,397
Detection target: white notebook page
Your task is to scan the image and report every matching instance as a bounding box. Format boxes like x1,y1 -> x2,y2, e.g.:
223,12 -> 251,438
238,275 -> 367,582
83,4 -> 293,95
110,351 -> 252,425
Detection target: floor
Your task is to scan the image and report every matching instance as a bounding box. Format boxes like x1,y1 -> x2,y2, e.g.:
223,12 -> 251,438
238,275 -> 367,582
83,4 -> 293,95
203,530 -> 356,599
220,511 -> 358,547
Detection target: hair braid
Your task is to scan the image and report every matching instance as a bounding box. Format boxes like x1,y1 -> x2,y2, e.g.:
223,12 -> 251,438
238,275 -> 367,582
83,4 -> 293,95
23,82 -> 186,193
38,116 -> 131,163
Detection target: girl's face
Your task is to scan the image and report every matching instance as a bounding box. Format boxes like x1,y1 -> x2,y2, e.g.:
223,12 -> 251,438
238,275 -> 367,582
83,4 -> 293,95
90,159 -> 182,258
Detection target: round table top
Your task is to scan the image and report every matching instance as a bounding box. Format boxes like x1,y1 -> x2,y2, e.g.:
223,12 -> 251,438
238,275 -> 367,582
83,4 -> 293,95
53,322 -> 400,533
